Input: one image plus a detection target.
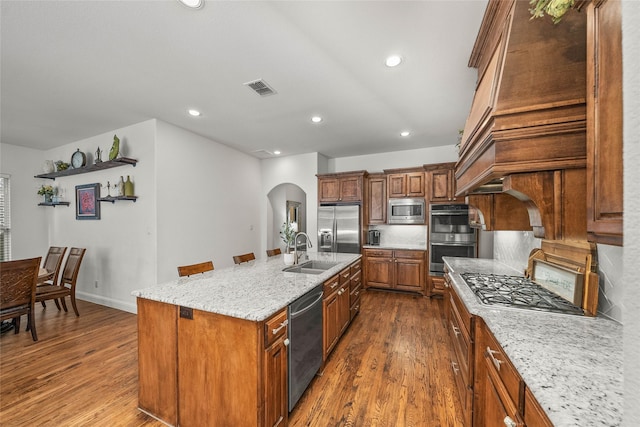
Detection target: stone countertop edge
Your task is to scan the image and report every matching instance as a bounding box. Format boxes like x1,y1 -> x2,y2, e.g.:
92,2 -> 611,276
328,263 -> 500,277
442,257 -> 623,427
131,252 -> 361,323
362,244 -> 427,251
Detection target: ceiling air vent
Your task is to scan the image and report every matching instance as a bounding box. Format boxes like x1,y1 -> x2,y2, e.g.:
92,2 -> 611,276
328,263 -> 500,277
244,79 -> 276,97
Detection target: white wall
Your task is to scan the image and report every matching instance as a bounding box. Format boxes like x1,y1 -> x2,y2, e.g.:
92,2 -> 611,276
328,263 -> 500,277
155,121 -> 262,282
329,144 -> 458,173
42,120 -> 157,313
0,143 -> 49,260
261,153 -> 320,253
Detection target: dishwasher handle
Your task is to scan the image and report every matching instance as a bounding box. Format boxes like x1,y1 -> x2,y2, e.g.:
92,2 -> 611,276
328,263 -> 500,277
289,292 -> 323,319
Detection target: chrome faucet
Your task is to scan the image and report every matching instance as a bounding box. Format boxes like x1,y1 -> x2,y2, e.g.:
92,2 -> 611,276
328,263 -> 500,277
293,232 -> 313,264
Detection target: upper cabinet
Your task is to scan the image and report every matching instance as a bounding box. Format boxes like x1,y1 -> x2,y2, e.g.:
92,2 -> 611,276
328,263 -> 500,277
456,0 -> 588,196
385,168 -> 425,198
317,171 -> 366,204
424,162 -> 462,203
586,0 -> 623,246
366,173 -> 387,224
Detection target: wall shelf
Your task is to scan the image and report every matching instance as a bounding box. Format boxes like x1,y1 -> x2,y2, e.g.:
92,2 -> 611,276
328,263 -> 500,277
34,157 -> 137,180
38,202 -> 70,207
98,196 -> 137,203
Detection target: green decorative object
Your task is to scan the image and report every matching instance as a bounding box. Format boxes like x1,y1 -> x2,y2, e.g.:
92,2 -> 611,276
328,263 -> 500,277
280,222 -> 296,254
529,0 -> 575,24
124,176 -> 134,197
109,135 -> 120,160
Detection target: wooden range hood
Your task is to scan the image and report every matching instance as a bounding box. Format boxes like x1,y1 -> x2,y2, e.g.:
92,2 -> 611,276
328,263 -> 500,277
456,0 -> 588,240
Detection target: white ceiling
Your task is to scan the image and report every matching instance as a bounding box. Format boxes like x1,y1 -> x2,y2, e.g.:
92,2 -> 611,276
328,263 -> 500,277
1,0 -> 487,159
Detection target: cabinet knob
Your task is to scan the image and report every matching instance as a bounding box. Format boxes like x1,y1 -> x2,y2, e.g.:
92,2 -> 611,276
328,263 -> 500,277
503,416 -> 517,427
283,338 -> 290,347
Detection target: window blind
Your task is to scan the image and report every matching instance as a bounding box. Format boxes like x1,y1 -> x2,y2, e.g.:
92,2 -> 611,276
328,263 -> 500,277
0,174 -> 11,261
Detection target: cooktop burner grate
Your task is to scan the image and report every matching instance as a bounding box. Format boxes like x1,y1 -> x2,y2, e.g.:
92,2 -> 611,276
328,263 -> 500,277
460,273 -> 584,316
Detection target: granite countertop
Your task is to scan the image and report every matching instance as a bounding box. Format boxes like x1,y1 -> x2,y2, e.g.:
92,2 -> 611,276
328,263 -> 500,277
132,252 -> 360,322
362,244 -> 427,251
443,257 -> 623,427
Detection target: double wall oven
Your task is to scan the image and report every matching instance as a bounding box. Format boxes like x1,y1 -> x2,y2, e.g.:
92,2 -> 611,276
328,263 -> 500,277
429,204 -> 476,276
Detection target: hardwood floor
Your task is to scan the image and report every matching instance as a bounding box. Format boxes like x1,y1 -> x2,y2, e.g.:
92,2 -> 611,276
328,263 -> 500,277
0,291 -> 463,426
290,290 -> 464,427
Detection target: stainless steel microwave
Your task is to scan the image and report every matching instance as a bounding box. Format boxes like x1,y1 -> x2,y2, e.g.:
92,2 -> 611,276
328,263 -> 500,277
387,198 -> 426,224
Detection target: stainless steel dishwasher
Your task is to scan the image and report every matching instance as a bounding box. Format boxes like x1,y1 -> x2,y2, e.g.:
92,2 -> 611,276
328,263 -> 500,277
288,284 -> 323,411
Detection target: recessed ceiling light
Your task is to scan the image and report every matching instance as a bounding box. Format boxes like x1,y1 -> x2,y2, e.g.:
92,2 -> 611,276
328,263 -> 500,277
385,55 -> 402,67
178,0 -> 204,9
188,109 -> 201,117
311,116 -> 323,123
400,131 -> 411,137
273,150 -> 281,155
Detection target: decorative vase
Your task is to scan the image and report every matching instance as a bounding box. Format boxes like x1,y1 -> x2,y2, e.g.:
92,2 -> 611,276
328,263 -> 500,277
124,175 -> 134,197
42,160 -> 55,174
283,253 -> 295,266
117,176 -> 125,197
43,194 -> 52,204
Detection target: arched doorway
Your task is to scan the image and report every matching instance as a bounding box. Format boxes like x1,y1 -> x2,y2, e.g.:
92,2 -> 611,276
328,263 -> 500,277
266,183 -> 307,252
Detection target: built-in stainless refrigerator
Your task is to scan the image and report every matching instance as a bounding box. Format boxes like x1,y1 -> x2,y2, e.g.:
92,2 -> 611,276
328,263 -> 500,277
317,205 -> 361,253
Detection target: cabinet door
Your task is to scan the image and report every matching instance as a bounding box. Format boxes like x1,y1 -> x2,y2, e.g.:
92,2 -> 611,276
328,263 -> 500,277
318,177 -> 340,203
337,285 -> 351,336
394,257 -> 425,293
429,169 -> 452,202
365,256 -> 393,289
429,276 -> 445,297
483,364 -> 524,427
264,336 -> 288,427
387,174 -> 406,198
323,291 -> 340,359
340,176 -> 363,202
405,172 -> 425,197
368,176 -> 387,224
586,0 -> 623,246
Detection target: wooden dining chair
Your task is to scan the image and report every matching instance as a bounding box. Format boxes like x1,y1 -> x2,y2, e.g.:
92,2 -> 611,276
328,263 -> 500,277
39,246 -> 67,286
36,247 -> 86,317
266,248 -> 281,257
177,261 -> 214,277
39,246 -> 67,308
233,252 -> 256,264
1,257 -> 41,341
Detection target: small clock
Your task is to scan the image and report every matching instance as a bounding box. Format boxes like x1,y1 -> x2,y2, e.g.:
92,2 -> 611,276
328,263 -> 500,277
71,149 -> 86,169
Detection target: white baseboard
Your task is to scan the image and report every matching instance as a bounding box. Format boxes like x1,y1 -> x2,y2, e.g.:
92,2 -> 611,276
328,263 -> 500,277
76,291 -> 137,314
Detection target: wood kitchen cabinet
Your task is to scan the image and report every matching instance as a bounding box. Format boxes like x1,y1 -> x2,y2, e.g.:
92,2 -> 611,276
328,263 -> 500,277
317,171 -> 366,203
444,272 -> 474,427
349,260 -> 362,321
363,249 -> 425,295
428,275 -> 445,297
137,298 -> 288,427
474,319 -> 524,427
385,168 -> 425,198
586,0 -> 623,246
366,173 -> 387,224
424,162 -> 462,203
323,260 -> 361,361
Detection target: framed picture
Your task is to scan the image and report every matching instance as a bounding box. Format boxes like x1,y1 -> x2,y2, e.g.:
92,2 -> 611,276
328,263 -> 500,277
75,183 -> 100,220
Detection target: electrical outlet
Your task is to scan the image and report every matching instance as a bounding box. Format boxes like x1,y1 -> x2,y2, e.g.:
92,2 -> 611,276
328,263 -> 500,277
94,280 -> 98,288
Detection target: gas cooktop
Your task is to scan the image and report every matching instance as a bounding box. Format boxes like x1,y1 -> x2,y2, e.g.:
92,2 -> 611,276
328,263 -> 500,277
460,273 -> 585,316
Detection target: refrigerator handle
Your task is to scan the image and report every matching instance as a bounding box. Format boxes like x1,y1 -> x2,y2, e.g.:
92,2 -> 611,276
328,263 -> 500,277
333,219 -> 338,252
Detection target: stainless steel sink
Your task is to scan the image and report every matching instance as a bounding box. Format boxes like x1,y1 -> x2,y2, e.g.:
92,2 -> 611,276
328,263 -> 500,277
282,260 -> 340,275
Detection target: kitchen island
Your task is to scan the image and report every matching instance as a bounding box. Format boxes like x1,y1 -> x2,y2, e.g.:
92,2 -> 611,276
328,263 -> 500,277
443,257 -> 622,427
132,252 -> 360,427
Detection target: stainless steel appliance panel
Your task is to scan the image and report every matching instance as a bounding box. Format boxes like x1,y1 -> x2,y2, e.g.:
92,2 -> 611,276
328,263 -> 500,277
388,198 -> 426,224
288,284 -> 324,411
317,205 -> 361,254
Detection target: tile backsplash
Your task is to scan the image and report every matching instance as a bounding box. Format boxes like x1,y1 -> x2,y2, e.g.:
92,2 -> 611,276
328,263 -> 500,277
493,231 -> 623,323
368,224 -> 427,248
